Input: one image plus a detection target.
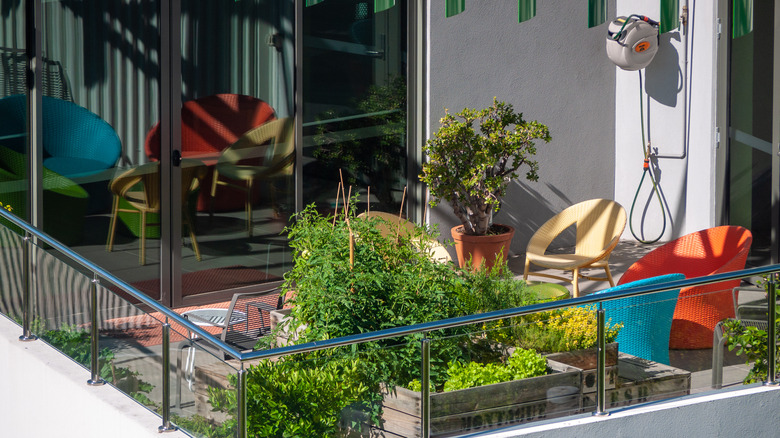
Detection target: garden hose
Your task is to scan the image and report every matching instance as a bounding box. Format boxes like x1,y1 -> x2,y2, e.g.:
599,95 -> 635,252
629,70 -> 667,244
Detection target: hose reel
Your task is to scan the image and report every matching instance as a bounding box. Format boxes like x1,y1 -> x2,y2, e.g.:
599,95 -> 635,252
606,15 -> 660,71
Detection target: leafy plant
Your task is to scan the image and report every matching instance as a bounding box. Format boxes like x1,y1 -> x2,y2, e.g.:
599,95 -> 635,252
723,276 -> 780,384
38,324 -> 154,405
440,348 -> 548,392
313,76 -> 406,210
491,306 -> 622,354
420,97 -> 551,236
207,356 -> 379,438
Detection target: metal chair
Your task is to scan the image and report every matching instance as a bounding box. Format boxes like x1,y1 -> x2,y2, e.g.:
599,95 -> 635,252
523,199 -> 627,297
175,289 -> 282,407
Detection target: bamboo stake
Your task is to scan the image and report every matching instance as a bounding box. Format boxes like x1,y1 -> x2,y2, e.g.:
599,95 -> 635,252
333,182 -> 342,226
394,186 -> 407,241
367,186 -> 371,215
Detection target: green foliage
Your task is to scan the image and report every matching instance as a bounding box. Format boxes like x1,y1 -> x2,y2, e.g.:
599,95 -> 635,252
723,275 -> 780,384
208,356 -> 379,438
282,201 -> 477,388
440,348 -> 548,392
490,306 -> 622,354
420,97 -> 551,236
723,319 -> 778,384
313,76 -> 406,209
39,324 -> 154,404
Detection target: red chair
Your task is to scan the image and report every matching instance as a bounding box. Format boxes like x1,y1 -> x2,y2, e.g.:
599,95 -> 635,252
619,226 -> 752,349
145,94 -> 276,212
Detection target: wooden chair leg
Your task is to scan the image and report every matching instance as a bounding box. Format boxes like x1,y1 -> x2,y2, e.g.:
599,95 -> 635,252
106,197 -> 119,251
572,268 -> 581,298
523,258 -> 531,282
209,170 -> 220,220
604,264 -> 615,287
185,212 -> 202,262
246,179 -> 254,237
140,211 -> 146,265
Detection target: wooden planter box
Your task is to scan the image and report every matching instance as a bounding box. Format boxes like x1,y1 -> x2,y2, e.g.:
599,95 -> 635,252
380,359 -> 581,438
378,345 -> 691,438
546,342 -> 619,394
581,353 -> 691,410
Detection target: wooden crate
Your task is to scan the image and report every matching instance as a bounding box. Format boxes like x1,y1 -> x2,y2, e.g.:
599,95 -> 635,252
582,353 -> 691,409
379,359 -> 582,438
546,343 -> 619,393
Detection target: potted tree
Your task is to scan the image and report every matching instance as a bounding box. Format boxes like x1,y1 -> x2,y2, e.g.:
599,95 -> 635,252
420,97 -> 551,270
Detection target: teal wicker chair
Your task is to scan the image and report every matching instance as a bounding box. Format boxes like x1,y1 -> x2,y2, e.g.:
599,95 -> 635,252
591,273 -> 684,365
0,94 -> 121,212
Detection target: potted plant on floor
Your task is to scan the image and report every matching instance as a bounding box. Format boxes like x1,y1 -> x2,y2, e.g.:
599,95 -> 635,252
420,97 -> 551,271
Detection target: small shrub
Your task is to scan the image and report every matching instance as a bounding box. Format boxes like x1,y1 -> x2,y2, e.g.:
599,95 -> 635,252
437,348 -> 547,392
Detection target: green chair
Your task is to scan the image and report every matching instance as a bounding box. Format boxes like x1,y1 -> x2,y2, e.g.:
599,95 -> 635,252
0,144 -> 88,245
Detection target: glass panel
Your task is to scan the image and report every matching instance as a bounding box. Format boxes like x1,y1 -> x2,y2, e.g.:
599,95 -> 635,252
34,0 -> 163,300
302,0 -> 408,215
0,225 -> 26,323
728,0 -> 773,265
176,0 -> 294,299
168,322 -> 239,438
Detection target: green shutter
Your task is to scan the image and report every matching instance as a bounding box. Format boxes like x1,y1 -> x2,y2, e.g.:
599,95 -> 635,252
659,0 -> 679,33
374,0 -> 395,13
518,0 -> 536,23
305,0 -> 325,6
445,0 -> 465,17
588,0 -> 607,28
732,0 -> 753,38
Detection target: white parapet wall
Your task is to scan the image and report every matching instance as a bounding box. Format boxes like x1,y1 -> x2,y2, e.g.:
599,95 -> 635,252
0,316 -> 189,438
471,384 -> 780,437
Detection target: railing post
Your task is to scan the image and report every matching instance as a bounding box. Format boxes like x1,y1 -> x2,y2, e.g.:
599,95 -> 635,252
766,273 -> 778,386
421,333 -> 431,438
237,366 -> 248,438
159,322 -> 177,432
87,274 -> 105,386
19,233 -> 36,342
594,304 -> 609,416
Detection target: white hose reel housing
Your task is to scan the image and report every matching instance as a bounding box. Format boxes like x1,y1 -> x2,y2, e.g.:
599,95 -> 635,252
606,16 -> 659,71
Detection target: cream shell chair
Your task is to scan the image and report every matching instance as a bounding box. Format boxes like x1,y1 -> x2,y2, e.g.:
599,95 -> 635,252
523,199 -> 627,297
106,159 -> 207,265
357,211 -> 452,264
209,117 -> 294,236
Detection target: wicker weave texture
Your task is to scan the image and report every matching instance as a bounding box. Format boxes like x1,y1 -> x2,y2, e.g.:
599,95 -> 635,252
596,273 -> 684,365
144,94 -> 275,212
618,226 -> 752,349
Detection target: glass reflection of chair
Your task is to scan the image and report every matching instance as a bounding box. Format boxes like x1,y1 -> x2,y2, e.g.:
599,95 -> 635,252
106,159 -> 207,265
175,289 -> 282,408
209,117 -> 294,236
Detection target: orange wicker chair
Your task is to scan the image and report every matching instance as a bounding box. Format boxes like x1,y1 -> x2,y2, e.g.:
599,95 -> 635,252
523,199 -> 627,298
618,226 -> 752,349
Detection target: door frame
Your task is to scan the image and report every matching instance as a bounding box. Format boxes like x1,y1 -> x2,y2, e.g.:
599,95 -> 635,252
716,0 -> 780,265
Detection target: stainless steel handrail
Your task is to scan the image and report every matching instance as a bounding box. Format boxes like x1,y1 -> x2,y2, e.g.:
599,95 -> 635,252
4,204 -> 779,436
0,208 -> 243,360
244,265 -> 779,360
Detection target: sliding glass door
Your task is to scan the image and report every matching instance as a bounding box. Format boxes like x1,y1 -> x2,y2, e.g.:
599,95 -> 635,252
301,0 -> 408,215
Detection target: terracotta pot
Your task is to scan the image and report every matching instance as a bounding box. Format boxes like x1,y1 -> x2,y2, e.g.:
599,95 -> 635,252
450,224 -> 515,271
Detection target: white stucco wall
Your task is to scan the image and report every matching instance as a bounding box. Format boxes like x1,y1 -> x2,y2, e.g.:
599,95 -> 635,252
0,316 -> 189,438
614,0 -> 717,241
426,0 -> 618,255
426,0 -> 720,259
477,385 -> 780,438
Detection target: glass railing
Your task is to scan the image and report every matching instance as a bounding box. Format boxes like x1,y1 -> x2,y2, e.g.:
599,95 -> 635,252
0,207 -> 778,437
